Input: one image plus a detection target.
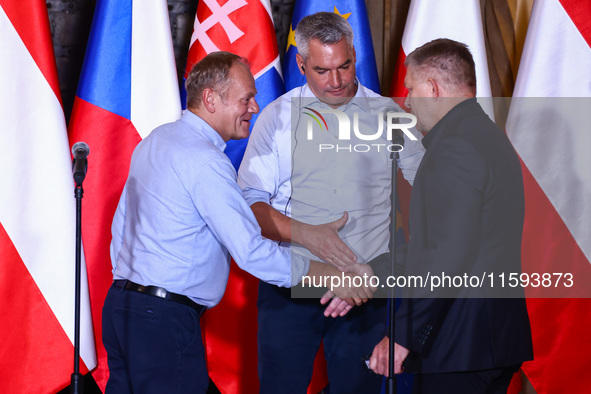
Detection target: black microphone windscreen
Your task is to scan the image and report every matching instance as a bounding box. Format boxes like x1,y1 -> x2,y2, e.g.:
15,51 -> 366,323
385,108 -> 406,147
71,141 -> 90,158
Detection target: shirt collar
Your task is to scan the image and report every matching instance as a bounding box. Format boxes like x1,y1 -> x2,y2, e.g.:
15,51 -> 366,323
300,78 -> 371,113
180,110 -> 227,151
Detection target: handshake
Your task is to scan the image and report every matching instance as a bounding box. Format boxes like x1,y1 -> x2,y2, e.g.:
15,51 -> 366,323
293,212 -> 401,318
298,260 -> 378,318
323,261 -> 378,305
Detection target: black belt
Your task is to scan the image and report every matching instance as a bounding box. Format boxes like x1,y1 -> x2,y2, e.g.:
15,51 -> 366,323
113,279 -> 206,316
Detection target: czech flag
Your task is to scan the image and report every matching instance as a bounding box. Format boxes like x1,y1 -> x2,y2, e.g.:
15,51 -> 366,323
67,0 -> 181,389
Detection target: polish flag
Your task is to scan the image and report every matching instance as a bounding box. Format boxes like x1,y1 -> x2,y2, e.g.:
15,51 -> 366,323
0,0 -> 96,391
389,0 -> 496,250
67,0 -> 181,389
505,0 -> 591,392
390,0 -> 494,120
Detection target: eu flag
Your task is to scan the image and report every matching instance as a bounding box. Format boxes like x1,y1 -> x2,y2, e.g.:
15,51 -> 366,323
283,0 -> 380,93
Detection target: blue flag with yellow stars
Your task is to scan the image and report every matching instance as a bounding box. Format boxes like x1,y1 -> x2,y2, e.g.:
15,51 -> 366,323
283,0 -> 380,93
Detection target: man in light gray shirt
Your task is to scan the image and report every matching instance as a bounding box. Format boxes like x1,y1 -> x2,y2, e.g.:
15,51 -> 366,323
238,12 -> 424,394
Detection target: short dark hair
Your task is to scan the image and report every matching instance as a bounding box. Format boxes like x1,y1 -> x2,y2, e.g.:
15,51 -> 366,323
185,51 -> 246,109
405,38 -> 476,94
294,12 -> 353,60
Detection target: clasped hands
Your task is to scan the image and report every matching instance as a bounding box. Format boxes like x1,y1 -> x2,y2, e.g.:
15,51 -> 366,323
297,211 -> 377,318
320,261 -> 377,317
298,212 -> 409,375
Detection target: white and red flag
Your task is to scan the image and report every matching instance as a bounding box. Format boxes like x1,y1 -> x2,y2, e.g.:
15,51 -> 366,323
390,0 -> 494,120
0,0 -> 96,391
505,0 -> 591,392
388,0 -> 496,246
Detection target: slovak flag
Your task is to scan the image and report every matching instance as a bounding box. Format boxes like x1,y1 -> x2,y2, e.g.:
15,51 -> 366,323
186,0 -> 284,170
0,0 -> 96,391
390,0 -> 494,120
505,0 -> 591,392
185,1 -> 284,393
67,0 -> 181,389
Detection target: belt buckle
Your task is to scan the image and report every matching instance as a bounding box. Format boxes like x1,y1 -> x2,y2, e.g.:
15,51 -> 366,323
150,286 -> 168,299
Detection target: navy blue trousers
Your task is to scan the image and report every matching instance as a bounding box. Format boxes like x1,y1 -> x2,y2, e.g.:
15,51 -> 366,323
102,285 -> 208,393
257,282 -> 387,394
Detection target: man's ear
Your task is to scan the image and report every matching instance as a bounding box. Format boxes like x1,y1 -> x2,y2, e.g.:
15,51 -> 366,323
295,53 -> 305,75
202,88 -> 216,112
426,77 -> 439,98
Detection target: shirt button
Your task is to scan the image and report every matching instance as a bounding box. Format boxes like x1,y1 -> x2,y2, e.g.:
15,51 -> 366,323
333,189 -> 337,194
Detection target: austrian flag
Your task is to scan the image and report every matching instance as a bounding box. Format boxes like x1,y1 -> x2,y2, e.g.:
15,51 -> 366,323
0,0 -> 95,392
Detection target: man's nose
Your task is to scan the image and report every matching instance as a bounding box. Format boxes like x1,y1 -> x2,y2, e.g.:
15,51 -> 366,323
249,98 -> 259,114
329,71 -> 342,88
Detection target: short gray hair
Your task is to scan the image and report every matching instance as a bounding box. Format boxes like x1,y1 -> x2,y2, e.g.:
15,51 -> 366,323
185,51 -> 245,109
294,12 -> 354,60
405,38 -> 477,95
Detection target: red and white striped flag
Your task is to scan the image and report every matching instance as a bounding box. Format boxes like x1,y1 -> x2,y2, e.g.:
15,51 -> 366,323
0,0 -> 96,391
390,0 -> 494,120
68,0 -> 181,389
506,0 -> 591,392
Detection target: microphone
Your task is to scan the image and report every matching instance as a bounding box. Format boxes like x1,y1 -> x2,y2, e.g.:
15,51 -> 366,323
71,142 -> 89,185
384,108 -> 406,147
391,130 -> 405,147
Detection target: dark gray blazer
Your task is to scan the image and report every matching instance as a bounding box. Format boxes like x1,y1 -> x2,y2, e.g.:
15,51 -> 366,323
396,98 -> 533,374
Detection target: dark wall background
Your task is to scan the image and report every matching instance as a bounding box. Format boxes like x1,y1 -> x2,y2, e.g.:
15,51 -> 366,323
47,0 -> 297,123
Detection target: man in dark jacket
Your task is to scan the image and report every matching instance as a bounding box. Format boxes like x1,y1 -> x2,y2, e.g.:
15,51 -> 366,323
369,38 -> 533,393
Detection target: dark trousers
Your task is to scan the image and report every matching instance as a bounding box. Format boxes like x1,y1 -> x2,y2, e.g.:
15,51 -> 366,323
257,282 -> 387,394
102,285 -> 208,393
411,364 -> 521,394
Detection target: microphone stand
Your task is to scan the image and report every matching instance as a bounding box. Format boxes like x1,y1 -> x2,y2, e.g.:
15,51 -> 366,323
71,163 -> 86,394
386,146 -> 400,394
